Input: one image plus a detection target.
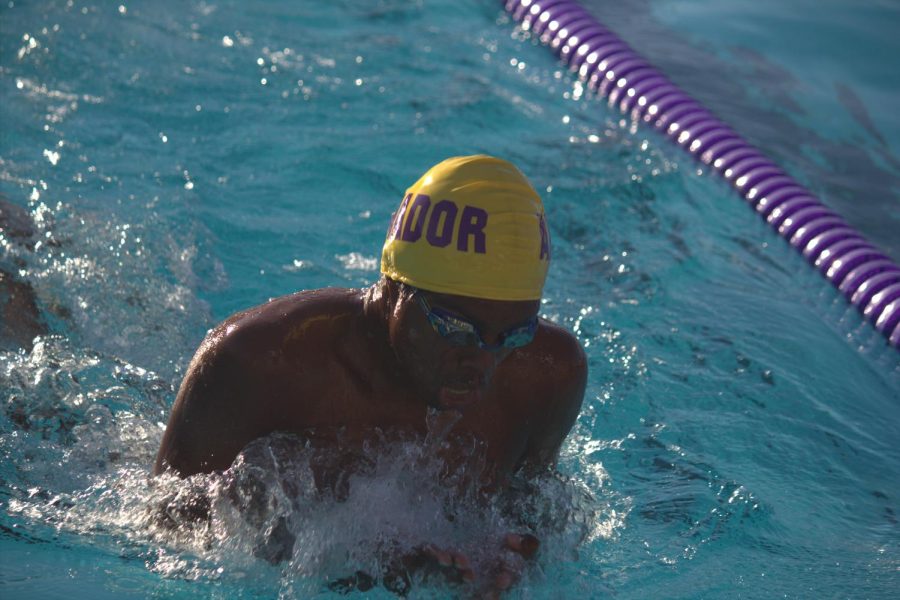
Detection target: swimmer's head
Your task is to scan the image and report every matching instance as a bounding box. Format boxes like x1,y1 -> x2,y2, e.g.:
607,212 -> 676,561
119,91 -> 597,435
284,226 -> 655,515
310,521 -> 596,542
380,155 -> 550,301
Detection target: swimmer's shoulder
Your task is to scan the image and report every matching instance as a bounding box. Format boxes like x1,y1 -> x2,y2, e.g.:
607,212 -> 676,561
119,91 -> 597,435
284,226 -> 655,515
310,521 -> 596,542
508,318 -> 587,407
507,320 -> 586,472
532,318 -> 587,375
195,287 -> 365,365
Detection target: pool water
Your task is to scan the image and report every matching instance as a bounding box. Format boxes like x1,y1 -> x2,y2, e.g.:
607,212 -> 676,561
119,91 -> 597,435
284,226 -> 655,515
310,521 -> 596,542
1,0 -> 898,598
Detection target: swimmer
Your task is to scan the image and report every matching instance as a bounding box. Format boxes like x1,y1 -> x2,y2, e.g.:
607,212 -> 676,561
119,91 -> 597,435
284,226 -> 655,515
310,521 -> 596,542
1,194 -> 48,351
153,155 -> 587,595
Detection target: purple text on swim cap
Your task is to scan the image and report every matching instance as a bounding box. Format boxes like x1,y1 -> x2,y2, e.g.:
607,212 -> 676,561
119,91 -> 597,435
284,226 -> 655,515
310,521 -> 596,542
387,193 -> 413,241
400,194 -> 431,243
538,212 -> 551,260
458,206 -> 487,254
389,193 -> 488,255
426,199 -> 458,247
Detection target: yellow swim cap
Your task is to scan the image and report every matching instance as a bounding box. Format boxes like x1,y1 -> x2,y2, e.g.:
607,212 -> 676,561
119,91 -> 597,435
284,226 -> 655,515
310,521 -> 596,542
381,155 -> 550,301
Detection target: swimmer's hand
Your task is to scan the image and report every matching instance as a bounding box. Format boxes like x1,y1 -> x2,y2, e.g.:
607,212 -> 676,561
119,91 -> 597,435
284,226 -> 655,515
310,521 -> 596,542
397,533 -> 539,598
479,533 -> 540,598
399,543 -> 476,585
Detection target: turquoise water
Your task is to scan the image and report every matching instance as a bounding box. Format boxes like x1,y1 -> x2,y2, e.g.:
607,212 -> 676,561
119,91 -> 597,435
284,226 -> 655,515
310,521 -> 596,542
1,0 -> 898,598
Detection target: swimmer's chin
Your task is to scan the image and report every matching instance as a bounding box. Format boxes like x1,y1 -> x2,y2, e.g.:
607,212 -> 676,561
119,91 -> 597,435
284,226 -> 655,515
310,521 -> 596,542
435,386 -> 484,410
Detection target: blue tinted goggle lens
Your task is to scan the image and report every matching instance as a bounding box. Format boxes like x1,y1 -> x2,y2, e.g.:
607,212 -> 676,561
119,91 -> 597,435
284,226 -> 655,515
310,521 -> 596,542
416,293 -> 536,350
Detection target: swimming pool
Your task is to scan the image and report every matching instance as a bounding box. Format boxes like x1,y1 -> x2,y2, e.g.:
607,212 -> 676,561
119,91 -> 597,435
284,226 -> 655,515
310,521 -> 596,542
1,0 -> 898,598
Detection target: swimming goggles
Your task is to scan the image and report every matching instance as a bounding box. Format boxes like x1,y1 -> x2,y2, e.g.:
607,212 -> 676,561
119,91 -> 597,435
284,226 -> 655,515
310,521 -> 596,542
415,292 -> 538,351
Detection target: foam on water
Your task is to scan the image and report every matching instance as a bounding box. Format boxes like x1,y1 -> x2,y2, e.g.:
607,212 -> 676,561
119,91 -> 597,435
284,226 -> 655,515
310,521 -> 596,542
1,337 -> 615,597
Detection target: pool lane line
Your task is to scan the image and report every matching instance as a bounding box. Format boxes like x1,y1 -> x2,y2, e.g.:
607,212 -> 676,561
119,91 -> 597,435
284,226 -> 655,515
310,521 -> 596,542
501,0 -> 900,349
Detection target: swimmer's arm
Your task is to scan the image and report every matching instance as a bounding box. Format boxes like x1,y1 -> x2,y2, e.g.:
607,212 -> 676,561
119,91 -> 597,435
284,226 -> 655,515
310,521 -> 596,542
519,338 -> 587,478
153,333 -> 263,476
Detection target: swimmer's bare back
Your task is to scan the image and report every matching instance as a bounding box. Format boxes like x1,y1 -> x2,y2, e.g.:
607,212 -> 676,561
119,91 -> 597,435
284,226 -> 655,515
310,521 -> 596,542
153,277 -> 586,490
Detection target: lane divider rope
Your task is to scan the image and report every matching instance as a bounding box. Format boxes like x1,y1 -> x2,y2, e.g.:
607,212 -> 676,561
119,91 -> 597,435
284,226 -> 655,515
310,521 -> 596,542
502,0 -> 900,348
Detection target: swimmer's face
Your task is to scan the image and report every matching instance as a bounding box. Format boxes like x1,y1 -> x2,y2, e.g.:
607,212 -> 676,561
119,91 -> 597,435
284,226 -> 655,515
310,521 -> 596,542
389,285 -> 540,411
